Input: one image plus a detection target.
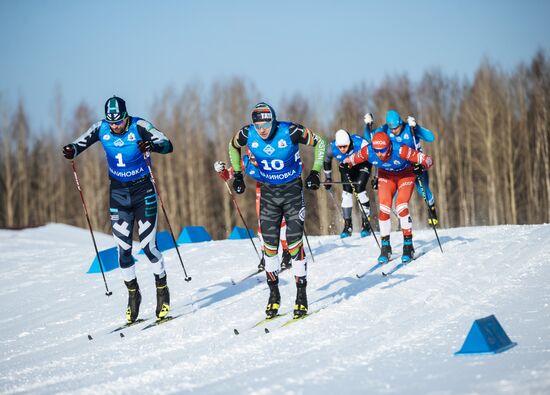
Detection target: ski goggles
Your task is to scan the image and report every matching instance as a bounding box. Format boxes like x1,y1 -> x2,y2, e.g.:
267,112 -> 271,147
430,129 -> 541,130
107,117 -> 127,125
254,121 -> 272,130
373,146 -> 389,154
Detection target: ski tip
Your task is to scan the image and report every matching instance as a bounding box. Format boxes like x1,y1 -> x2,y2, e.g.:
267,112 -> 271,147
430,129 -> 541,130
87,334 -> 93,341
264,328 -> 270,334
233,328 -> 239,335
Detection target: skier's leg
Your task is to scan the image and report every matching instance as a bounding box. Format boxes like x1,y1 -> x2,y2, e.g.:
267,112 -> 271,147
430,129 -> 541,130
279,218 -> 291,269
355,163 -> 371,235
132,179 -> 169,320
415,171 -> 438,225
377,173 -> 397,263
281,179 -> 308,318
260,183 -> 284,318
395,174 -> 416,238
397,173 -> 417,262
255,183 -> 265,270
110,186 -> 141,323
133,180 -> 165,276
338,166 -> 353,237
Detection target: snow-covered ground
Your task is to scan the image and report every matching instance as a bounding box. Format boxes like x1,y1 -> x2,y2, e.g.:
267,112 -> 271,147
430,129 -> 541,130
1,223 -> 550,395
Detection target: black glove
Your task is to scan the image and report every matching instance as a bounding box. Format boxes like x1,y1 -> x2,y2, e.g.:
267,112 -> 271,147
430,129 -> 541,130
138,140 -> 154,153
324,177 -> 332,190
233,172 -> 246,194
413,163 -> 424,176
62,144 -> 76,159
371,176 -> 378,190
305,170 -> 321,190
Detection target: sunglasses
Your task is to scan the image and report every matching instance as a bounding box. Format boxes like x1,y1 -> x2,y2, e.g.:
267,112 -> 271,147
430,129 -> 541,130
254,122 -> 272,130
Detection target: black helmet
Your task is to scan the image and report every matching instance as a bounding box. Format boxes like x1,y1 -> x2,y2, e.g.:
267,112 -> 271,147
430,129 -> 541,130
104,96 -> 128,123
251,102 -> 276,123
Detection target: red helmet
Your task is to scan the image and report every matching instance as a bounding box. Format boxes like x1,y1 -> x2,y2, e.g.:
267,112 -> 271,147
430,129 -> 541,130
372,132 -> 391,153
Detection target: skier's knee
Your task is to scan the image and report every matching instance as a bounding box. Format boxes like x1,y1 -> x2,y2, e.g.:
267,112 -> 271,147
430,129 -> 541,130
264,254 -> 280,273
119,250 -> 134,268
341,191 -> 353,208
291,257 -> 307,278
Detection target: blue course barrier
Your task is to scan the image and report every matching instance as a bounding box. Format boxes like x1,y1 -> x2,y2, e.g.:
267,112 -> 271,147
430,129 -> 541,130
87,246 -> 127,273
455,315 -> 517,355
228,226 -> 255,240
177,226 -> 212,244
138,230 -> 177,254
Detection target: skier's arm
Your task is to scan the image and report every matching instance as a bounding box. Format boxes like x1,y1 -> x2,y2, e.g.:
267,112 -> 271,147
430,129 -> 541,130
399,145 -> 433,168
323,144 -> 334,173
363,113 -> 374,143
323,144 -> 335,188
289,123 -> 327,172
407,116 -> 435,143
343,144 -> 370,167
136,119 -> 173,154
414,125 -> 435,143
228,125 -> 249,173
67,121 -> 102,157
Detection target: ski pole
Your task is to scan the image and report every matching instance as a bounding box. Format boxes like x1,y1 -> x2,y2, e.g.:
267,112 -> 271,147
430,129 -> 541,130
320,181 -> 360,185
415,174 -> 443,253
410,126 -> 443,253
343,168 -> 380,249
303,225 -> 315,263
219,175 -> 262,260
70,161 -> 112,296
144,153 -> 192,281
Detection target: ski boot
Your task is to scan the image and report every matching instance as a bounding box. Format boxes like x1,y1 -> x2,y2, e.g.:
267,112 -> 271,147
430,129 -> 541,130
428,204 -> 438,226
378,236 -> 392,264
281,249 -> 292,271
124,278 -> 142,324
360,216 -> 371,238
294,277 -> 308,319
265,276 -> 281,319
155,273 -> 170,321
340,218 -> 353,238
401,235 -> 415,263
258,255 -> 265,271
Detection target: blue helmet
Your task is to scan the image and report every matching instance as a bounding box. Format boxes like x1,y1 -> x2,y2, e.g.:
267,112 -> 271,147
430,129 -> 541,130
386,110 -> 402,129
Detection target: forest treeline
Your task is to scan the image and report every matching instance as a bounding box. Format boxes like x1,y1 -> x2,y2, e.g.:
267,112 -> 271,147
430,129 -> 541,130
1,51 -> 549,239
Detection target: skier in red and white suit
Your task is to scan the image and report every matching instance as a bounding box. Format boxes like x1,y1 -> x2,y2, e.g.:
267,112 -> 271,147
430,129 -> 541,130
344,132 -> 433,264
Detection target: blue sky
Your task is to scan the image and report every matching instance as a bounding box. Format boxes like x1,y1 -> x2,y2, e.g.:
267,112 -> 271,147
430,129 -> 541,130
1,0 -> 549,131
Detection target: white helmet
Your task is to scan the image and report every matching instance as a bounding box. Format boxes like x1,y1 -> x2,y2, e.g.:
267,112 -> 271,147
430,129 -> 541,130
335,129 -> 350,146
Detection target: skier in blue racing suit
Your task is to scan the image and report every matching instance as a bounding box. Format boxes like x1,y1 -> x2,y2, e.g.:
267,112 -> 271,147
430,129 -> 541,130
62,96 -> 173,324
228,102 -> 326,319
